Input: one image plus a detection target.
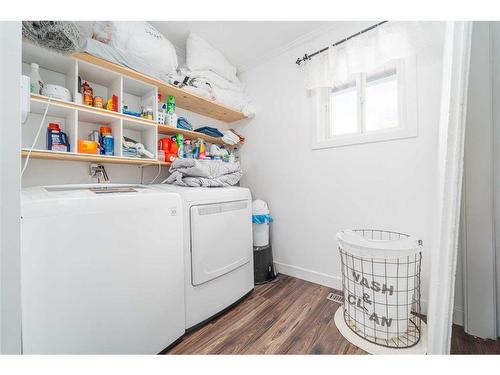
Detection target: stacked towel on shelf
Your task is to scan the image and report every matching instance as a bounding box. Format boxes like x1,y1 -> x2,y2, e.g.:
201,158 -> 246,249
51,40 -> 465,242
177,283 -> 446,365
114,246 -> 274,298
177,117 -> 193,131
195,126 -> 224,138
221,130 -> 241,145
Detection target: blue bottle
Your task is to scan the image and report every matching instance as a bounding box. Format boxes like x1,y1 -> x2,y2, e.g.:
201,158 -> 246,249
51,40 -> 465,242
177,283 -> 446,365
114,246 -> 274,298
47,123 -> 70,152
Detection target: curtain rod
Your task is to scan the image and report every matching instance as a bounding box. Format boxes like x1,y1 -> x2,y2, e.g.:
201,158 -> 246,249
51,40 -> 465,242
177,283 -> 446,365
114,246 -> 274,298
295,21 -> 388,66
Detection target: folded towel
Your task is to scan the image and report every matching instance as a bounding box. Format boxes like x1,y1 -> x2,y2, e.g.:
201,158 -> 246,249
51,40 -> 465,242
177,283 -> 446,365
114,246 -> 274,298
177,116 -> 193,130
221,130 -> 241,145
195,126 -> 224,137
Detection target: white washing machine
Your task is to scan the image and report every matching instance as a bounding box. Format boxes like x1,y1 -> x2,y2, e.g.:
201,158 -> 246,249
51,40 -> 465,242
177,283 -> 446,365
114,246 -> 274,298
21,184 -> 185,354
153,184 -> 254,330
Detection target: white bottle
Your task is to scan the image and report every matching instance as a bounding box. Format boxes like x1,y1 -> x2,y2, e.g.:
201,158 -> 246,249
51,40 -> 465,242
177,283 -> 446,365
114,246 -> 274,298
29,63 -> 44,94
166,112 -> 178,128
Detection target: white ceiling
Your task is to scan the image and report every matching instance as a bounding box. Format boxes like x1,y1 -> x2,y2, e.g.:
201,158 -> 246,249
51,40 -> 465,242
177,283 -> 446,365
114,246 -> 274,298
149,21 -> 340,72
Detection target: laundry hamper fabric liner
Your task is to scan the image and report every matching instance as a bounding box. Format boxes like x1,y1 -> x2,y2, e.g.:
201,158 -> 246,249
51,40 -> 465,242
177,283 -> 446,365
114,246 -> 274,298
337,229 -> 422,347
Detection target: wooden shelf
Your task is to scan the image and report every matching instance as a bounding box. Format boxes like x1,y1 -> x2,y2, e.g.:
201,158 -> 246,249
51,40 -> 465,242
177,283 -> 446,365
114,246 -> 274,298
73,52 -> 247,123
21,150 -> 170,166
157,125 -> 241,147
31,94 -> 157,128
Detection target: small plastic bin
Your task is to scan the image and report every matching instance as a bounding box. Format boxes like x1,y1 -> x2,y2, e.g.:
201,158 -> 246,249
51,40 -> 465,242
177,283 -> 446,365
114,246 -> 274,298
252,200 -> 273,247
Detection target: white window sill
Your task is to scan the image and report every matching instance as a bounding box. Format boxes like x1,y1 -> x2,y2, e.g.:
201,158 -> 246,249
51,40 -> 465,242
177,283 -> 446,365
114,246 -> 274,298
311,127 -> 418,150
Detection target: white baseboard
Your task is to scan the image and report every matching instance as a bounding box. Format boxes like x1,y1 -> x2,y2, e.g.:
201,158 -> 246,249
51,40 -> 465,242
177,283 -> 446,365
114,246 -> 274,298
274,261 -> 343,291
274,261 -> 465,326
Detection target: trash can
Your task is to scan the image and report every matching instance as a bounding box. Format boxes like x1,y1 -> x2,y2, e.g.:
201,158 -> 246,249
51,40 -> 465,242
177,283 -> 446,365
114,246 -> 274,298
253,244 -> 276,284
252,200 -> 272,247
337,229 -> 423,348
252,200 -> 275,284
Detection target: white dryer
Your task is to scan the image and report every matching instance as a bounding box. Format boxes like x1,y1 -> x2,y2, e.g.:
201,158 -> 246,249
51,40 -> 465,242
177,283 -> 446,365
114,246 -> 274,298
21,184 -> 185,354
153,185 -> 254,330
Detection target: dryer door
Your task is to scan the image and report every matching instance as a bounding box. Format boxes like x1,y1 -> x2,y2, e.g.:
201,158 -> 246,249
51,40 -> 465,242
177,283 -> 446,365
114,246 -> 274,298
190,200 -> 252,286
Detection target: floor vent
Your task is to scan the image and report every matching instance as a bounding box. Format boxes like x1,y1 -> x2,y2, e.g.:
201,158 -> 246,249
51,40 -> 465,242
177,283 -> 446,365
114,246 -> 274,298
326,291 -> 344,304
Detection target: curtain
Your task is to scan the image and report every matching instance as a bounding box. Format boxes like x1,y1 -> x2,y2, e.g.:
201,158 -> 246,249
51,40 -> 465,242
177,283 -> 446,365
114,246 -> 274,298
305,21 -> 437,90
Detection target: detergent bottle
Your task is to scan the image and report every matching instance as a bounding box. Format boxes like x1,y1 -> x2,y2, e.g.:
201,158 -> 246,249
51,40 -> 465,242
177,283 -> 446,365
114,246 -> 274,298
197,139 -> 206,159
99,127 -> 114,156
184,139 -> 194,158
175,133 -> 184,158
47,123 -> 70,152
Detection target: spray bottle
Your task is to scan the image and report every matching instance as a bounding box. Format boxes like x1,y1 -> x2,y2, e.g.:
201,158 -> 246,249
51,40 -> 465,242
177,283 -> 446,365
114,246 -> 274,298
175,133 -> 184,158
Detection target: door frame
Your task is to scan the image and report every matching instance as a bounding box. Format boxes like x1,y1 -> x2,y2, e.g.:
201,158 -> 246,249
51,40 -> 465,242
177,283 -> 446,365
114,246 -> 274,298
461,21 -> 497,340
426,21 -> 473,354
0,21 -> 22,354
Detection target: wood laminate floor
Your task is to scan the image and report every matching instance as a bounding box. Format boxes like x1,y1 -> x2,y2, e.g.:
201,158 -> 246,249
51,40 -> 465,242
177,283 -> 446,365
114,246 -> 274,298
166,274 -> 500,355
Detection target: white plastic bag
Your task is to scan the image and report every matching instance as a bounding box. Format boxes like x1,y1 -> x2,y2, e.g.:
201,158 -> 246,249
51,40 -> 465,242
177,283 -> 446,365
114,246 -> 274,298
93,21 -> 178,76
186,32 -> 238,84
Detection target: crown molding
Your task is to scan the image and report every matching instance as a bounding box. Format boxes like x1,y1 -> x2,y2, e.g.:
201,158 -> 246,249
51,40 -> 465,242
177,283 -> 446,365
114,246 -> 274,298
237,22 -> 345,73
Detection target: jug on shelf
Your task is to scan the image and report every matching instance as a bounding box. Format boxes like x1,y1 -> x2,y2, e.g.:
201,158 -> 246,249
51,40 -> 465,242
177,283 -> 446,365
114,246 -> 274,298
47,123 -> 70,152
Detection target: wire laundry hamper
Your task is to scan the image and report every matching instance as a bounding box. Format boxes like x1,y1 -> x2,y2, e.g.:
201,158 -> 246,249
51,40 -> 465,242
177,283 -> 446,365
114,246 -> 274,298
337,229 -> 423,349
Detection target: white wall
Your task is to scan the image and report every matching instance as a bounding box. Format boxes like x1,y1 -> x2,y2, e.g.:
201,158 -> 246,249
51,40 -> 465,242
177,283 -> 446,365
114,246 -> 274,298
238,22 -> 448,316
0,21 -> 22,354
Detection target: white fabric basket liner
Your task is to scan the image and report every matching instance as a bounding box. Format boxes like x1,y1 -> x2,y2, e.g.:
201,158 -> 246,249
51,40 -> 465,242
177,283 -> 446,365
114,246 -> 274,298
337,230 -> 422,259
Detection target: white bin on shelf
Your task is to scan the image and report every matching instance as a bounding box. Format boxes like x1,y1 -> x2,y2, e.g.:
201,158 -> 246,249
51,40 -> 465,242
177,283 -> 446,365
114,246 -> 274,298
252,200 -> 272,247
337,229 -> 423,348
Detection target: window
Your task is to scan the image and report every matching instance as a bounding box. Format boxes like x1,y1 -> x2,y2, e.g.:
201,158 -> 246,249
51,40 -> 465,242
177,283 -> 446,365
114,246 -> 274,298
312,58 -> 417,149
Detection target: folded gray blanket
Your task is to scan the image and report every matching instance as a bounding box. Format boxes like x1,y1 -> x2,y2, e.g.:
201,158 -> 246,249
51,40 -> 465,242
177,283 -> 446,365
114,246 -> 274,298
164,159 -> 242,187
23,21 -> 84,54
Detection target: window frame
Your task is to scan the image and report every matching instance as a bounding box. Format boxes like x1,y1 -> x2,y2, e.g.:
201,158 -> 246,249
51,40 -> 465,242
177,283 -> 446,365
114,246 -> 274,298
311,57 -> 418,150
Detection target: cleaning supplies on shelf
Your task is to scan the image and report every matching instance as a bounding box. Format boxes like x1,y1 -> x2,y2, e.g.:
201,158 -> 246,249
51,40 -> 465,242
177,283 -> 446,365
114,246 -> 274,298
165,95 -> 178,128
184,139 -> 194,159
197,139 -> 207,159
78,139 -> 99,154
175,133 -> 184,158
142,106 -> 154,120
93,96 -> 105,109
82,81 -> 94,106
47,123 -> 70,152
99,126 -> 114,156
106,98 -> 114,111
29,63 -> 44,94
177,116 -> 192,131
166,95 -> 175,113
110,95 -> 118,112
231,146 -> 240,162
158,137 -> 178,162
209,143 -> 229,161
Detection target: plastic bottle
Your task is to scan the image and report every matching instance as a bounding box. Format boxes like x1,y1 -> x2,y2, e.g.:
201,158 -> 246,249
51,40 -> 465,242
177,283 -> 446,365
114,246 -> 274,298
29,63 -> 44,94
99,126 -> 114,156
184,139 -> 194,158
165,95 -> 177,127
47,123 -> 70,152
232,147 -> 240,162
166,95 -> 175,113
175,133 -> 184,158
